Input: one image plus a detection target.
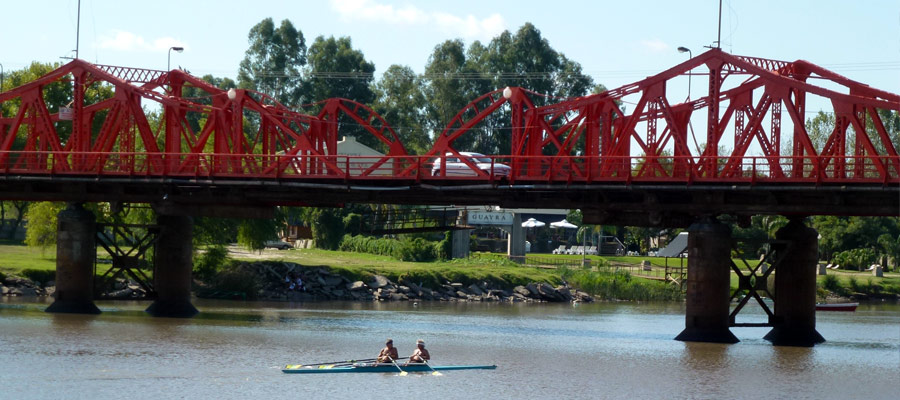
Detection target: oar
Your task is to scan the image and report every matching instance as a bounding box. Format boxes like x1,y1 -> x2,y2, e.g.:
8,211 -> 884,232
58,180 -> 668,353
388,357 -> 408,376
285,357 -> 378,369
421,359 -> 442,376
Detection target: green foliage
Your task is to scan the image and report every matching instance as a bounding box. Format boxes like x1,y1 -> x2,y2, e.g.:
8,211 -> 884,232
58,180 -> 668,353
237,18 -> 306,105
20,268 -> 55,285
435,232 -> 452,261
193,245 -> 230,282
848,276 -> 860,293
397,237 -> 437,262
24,202 -> 65,251
194,217 -> 239,246
339,234 -> 440,262
2,63 -> 115,152
237,218 -> 277,253
309,208 -> 344,250
373,65 -> 430,154
558,267 -> 683,301
209,265 -> 261,300
821,274 -> 843,295
813,216 -> 900,261
424,39 -> 483,150
343,213 -> 362,236
340,234 -> 400,257
305,36 -> 375,102
817,273 -> 899,297
832,248 -> 877,271
304,35 -> 378,149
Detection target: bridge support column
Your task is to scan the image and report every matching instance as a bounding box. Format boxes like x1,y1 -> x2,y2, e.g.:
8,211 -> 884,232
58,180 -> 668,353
451,211 -> 470,259
764,218 -> 824,347
452,229 -> 471,259
146,215 -> 198,318
675,217 -> 738,343
507,214 -> 525,263
46,203 -> 101,315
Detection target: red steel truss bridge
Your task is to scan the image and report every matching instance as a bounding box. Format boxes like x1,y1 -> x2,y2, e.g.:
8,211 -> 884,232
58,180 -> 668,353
1,49 -> 898,226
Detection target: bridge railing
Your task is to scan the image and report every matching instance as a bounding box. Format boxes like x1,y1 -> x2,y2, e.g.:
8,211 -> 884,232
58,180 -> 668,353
0,151 -> 898,184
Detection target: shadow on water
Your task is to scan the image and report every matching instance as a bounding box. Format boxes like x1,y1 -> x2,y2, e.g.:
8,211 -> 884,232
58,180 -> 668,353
679,342 -> 732,398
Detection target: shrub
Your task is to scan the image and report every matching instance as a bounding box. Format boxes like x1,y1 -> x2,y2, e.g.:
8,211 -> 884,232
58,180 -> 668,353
434,232 -> 452,261
821,274 -> 841,294
866,278 -> 882,295
343,213 -> 362,236
339,234 -> 442,262
558,267 -> 682,301
311,208 -> 344,250
21,268 -> 56,286
193,245 -> 230,282
848,276 -> 861,293
211,265 -> 261,300
403,238 -> 430,261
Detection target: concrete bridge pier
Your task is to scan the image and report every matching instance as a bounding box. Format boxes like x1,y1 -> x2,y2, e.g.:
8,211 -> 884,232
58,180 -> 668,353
764,218 -> 825,347
506,213 -> 525,263
451,211 -> 471,259
46,203 -> 101,314
145,215 -> 198,318
675,217 -> 739,344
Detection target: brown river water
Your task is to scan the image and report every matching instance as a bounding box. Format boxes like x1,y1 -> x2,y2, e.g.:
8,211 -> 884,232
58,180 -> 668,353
1,298 -> 898,399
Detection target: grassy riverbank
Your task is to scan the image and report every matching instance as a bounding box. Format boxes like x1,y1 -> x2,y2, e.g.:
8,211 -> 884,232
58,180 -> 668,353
3,242 -> 897,301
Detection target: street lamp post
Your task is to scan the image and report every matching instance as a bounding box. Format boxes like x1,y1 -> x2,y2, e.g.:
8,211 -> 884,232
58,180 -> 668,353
677,46 -> 692,100
0,62 -> 4,92
167,46 -> 184,71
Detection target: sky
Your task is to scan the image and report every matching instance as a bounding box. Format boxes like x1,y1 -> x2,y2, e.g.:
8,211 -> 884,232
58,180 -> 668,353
1,1 -> 897,217
2,0 -> 900,110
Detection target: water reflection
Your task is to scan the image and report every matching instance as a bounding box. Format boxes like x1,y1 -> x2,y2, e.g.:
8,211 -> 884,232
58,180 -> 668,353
773,345 -> 815,373
0,298 -> 897,399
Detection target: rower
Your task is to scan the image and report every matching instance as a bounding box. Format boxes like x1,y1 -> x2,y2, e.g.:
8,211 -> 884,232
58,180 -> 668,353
377,338 -> 399,363
408,339 -> 430,363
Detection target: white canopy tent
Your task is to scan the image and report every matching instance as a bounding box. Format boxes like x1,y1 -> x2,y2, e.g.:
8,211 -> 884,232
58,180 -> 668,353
521,218 -> 546,228
550,219 -> 577,229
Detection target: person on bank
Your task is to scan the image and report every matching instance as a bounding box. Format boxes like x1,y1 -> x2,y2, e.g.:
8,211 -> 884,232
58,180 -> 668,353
377,338 -> 399,363
408,339 -> 430,363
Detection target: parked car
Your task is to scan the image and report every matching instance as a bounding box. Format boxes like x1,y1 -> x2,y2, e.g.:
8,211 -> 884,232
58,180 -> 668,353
264,240 -> 293,250
431,152 -> 511,177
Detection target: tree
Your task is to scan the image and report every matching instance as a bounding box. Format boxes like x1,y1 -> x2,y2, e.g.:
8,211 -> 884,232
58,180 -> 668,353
182,74 -> 237,137
805,111 -> 835,153
1,62 -> 114,148
0,201 -> 29,240
237,218 -> 277,253
812,216 -> 900,261
302,207 -> 344,250
305,36 -> 375,103
423,23 -> 596,155
424,39 -> 483,151
372,65 -> 430,154
24,202 -> 65,253
304,35 -> 378,149
237,18 -> 307,105
876,233 -> 900,271
194,217 -> 240,247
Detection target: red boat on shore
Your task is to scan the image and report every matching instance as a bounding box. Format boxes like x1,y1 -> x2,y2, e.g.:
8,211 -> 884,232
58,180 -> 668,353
815,302 -> 858,312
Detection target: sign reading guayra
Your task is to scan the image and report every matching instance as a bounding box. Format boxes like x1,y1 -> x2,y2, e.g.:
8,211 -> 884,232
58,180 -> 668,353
467,211 -> 513,226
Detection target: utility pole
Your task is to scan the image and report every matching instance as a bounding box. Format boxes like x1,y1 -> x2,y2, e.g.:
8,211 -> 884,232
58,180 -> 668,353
75,0 -> 81,59
716,0 -> 722,48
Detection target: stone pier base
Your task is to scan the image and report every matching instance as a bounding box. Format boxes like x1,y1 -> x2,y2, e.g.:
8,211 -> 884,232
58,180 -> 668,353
46,203 -> 101,315
764,218 -> 825,347
675,217 -> 738,344
145,215 -> 198,318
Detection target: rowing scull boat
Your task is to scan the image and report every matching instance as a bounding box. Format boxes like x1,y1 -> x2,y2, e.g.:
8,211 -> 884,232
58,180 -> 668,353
282,363 -> 497,374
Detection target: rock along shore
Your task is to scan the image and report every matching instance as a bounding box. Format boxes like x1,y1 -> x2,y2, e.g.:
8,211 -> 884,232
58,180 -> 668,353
209,261 -> 596,303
